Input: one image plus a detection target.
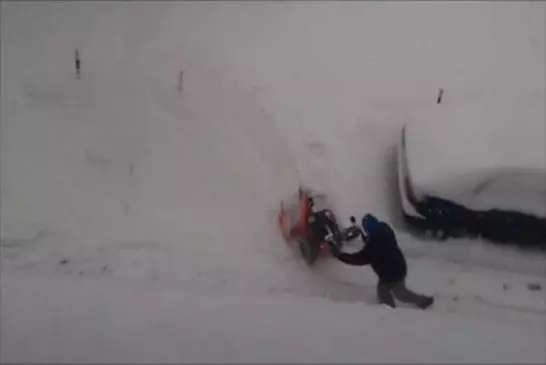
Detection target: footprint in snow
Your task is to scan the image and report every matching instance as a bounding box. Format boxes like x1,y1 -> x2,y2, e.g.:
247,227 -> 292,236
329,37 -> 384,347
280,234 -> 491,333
527,283 -> 542,292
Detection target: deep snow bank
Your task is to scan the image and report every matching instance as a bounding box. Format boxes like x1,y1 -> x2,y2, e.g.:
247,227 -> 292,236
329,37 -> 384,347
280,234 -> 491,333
1,2 -> 299,250
404,102 -> 546,217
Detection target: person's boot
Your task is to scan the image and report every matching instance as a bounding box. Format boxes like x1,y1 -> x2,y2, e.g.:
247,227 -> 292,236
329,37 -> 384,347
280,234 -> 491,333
418,296 -> 434,310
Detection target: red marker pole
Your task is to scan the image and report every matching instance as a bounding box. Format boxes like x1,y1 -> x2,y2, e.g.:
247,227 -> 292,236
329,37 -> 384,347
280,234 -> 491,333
178,70 -> 184,92
437,88 -> 444,104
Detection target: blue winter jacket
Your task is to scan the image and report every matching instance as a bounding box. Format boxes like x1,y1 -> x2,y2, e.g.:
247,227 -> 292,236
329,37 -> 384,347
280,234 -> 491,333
336,214 -> 408,283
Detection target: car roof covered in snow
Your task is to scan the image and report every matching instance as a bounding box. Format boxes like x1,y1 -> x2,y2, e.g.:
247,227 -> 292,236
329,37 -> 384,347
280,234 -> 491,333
404,102 -> 546,217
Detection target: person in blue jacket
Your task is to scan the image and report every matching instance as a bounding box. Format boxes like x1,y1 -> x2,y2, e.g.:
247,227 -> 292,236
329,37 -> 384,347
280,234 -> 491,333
328,214 -> 434,309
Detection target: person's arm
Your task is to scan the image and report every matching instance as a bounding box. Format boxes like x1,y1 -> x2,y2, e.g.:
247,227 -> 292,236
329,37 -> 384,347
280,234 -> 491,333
336,244 -> 372,266
327,232 -> 372,266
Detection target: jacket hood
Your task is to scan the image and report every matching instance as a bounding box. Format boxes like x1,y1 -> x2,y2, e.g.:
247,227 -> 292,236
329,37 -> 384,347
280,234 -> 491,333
362,214 -> 381,236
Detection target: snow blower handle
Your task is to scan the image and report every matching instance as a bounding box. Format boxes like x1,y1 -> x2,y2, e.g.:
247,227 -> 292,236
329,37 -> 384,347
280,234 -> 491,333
343,216 -> 365,242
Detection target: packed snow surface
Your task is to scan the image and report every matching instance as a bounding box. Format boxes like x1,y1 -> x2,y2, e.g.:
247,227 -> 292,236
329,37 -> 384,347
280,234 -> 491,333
1,1 -> 545,363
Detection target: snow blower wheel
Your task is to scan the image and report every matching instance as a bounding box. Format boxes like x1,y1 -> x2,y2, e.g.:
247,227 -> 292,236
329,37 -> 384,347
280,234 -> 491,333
299,238 -> 320,266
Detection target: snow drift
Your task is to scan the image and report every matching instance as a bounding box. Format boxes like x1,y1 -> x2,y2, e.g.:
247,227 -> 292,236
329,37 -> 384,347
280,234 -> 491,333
405,102 -> 546,217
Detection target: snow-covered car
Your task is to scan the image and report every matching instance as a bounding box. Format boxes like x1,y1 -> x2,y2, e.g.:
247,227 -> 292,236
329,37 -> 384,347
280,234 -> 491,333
397,103 -> 546,247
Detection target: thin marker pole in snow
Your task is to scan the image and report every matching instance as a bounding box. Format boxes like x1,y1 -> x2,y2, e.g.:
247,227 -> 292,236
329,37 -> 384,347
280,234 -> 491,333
75,49 -> 81,79
178,70 -> 184,92
437,88 -> 444,104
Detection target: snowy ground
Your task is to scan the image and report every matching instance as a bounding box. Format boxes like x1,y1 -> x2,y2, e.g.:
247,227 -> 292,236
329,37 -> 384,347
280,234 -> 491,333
1,2 -> 545,363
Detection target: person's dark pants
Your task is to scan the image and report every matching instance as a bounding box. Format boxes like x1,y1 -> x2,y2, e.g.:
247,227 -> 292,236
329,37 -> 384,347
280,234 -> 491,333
377,280 -> 428,308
